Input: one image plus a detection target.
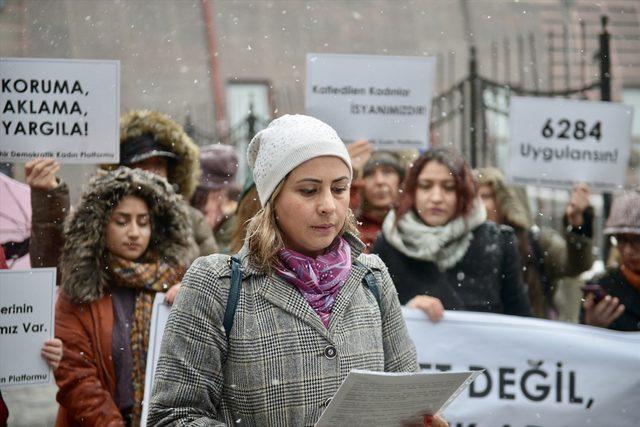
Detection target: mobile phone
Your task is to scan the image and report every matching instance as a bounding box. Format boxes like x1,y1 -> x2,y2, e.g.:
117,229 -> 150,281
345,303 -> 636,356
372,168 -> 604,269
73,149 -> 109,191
581,283 -> 606,303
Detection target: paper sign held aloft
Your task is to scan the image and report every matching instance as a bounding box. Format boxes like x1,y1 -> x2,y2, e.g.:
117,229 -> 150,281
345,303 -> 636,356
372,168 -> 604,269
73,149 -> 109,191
507,96 -> 633,191
0,57 -> 120,164
305,53 -> 435,150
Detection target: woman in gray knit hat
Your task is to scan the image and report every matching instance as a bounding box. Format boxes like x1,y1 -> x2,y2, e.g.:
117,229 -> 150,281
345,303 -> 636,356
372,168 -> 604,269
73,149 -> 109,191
149,114 -> 447,427
190,144 -> 241,254
581,190 -> 640,331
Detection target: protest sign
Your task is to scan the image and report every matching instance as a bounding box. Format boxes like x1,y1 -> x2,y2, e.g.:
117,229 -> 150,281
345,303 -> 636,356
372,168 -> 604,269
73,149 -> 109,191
0,57 -> 120,163
305,53 -> 435,150
404,308 -> 640,427
140,293 -> 169,426
507,96 -> 633,190
0,268 -> 56,388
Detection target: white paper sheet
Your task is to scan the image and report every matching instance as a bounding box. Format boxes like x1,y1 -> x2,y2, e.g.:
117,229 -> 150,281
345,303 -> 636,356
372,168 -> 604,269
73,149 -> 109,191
140,292 -> 169,426
0,268 -> 56,388
315,369 -> 482,427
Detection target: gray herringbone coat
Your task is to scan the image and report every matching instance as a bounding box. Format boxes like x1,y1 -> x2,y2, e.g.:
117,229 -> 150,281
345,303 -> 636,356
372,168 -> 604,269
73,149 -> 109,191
148,234 -> 418,426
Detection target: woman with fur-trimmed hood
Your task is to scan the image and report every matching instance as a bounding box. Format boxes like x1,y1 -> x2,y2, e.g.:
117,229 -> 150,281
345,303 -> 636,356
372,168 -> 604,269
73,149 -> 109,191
114,110 -> 218,260
54,167 -> 190,426
27,110 -> 217,272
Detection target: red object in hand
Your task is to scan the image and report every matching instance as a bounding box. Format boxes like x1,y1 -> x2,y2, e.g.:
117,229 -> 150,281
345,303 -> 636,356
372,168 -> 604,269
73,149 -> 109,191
0,246 -> 8,270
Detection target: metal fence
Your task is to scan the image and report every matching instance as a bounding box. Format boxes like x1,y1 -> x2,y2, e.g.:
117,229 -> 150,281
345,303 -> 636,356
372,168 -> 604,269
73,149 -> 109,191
183,103 -> 269,184
183,103 -> 269,148
430,16 -> 614,257
430,17 -> 610,169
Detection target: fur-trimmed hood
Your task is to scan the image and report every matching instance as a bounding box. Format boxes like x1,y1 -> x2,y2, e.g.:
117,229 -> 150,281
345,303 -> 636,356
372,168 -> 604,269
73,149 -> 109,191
59,167 -> 191,304
102,110 -> 201,199
475,167 -> 533,230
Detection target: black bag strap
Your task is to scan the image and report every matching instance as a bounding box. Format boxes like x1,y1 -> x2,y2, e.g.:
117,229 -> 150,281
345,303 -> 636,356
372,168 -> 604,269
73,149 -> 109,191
223,256 -> 243,339
222,258 -> 381,339
355,261 -> 381,307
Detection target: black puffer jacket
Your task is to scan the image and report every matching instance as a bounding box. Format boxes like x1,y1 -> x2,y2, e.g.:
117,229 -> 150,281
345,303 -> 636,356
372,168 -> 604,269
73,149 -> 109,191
373,222 -> 532,316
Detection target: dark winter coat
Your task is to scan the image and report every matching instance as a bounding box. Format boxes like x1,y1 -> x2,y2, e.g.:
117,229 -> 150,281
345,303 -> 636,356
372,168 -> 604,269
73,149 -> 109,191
373,222 -> 532,316
29,180 -> 69,272
580,268 -> 640,332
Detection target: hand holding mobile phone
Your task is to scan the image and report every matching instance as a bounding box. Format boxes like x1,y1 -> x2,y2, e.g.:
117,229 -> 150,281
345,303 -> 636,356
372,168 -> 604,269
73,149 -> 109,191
581,283 -> 606,304
582,283 -> 624,328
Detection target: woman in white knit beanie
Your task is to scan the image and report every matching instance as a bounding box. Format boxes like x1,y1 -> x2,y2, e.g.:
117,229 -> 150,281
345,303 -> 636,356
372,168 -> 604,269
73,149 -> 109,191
150,114 -> 447,427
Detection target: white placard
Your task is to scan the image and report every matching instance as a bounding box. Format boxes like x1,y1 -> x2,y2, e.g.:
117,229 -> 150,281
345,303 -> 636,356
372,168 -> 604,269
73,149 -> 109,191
305,53 -> 435,150
0,268 -> 56,388
507,96 -> 633,190
0,57 -> 120,163
404,308 -> 640,427
140,292 -> 169,426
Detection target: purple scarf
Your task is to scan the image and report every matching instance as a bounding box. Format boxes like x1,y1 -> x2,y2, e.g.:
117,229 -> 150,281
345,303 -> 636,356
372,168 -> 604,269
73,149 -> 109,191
274,237 -> 352,327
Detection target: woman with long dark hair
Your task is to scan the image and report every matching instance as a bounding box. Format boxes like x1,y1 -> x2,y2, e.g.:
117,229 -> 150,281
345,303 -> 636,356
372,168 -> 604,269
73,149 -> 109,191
373,148 -> 531,321
54,167 -> 190,426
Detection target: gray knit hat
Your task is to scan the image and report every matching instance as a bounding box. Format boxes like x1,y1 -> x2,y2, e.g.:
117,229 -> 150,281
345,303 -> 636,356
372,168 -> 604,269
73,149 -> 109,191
198,144 -> 239,191
247,114 -> 352,206
604,191 -> 640,235
363,151 -> 405,180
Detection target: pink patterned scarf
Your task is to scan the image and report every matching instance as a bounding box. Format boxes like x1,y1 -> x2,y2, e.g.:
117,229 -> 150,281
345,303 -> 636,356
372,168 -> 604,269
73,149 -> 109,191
274,237 -> 352,327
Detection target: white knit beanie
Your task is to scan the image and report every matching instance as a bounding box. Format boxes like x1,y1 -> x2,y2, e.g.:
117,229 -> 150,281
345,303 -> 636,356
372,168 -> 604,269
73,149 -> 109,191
247,114 -> 352,206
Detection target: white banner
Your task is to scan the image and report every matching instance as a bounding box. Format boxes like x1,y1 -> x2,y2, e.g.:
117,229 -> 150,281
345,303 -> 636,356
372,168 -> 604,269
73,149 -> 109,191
507,96 -> 633,191
0,57 -> 120,163
305,53 -> 435,150
0,268 -> 56,388
140,293 -> 169,426
404,308 -> 640,427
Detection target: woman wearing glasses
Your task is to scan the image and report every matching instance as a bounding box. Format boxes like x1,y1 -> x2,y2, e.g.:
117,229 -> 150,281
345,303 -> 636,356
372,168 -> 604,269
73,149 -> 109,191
581,191 -> 640,331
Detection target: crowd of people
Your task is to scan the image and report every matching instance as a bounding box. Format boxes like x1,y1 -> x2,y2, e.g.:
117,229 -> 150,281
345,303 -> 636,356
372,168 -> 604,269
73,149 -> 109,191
0,109 -> 638,426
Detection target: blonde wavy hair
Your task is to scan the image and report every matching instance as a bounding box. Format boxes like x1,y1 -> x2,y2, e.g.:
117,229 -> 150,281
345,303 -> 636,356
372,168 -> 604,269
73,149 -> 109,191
245,180 -> 359,273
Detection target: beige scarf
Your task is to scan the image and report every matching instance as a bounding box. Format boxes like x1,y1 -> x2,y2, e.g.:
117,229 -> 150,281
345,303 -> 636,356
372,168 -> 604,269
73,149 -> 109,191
382,199 -> 487,271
